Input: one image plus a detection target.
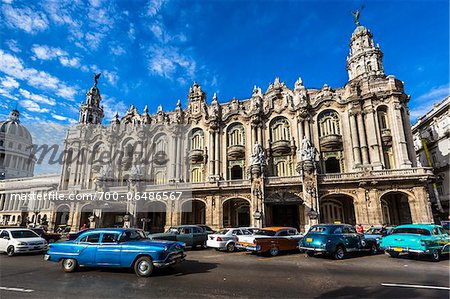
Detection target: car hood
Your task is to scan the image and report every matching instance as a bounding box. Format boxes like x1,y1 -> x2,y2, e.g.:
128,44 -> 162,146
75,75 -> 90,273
121,239 -> 180,247
14,237 -> 46,243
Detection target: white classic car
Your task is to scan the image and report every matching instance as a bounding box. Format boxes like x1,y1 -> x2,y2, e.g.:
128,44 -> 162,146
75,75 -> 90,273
0,228 -> 47,256
206,227 -> 256,252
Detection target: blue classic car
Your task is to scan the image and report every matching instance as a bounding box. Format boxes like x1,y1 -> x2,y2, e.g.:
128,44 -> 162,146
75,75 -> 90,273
299,224 -> 378,259
378,224 -> 450,262
45,228 -> 186,277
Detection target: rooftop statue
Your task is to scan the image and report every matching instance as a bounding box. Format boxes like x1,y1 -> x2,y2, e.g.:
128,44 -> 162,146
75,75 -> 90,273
351,5 -> 364,27
93,73 -> 101,87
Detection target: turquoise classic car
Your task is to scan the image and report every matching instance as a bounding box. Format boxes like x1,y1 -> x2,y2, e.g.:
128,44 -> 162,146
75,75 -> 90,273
45,228 -> 186,277
378,224 -> 450,262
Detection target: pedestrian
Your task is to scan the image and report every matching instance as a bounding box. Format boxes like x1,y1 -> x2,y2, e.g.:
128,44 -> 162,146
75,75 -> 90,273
356,224 -> 364,234
80,223 -> 87,230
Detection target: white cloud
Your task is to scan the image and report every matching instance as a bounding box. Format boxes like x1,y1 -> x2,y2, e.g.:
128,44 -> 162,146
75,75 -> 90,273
0,49 -> 78,100
110,45 -> 126,56
31,44 -> 81,69
31,44 -> 67,60
148,45 -> 196,80
146,0 -> 167,17
102,94 -> 127,121
20,100 -> 50,113
19,88 -> 56,106
0,76 -> 19,89
59,56 -> 80,68
5,39 -> 21,53
51,113 -> 68,121
410,84 -> 450,120
2,4 -> 49,34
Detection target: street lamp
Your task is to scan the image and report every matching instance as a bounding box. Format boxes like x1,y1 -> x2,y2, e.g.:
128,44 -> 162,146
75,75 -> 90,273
33,208 -> 40,227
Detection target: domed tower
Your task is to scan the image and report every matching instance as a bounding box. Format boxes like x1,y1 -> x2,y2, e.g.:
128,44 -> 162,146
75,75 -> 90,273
79,73 -> 104,124
0,108 -> 35,180
346,10 -> 385,81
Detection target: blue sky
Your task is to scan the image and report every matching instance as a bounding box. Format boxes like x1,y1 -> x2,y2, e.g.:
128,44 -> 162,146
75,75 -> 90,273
0,0 -> 449,128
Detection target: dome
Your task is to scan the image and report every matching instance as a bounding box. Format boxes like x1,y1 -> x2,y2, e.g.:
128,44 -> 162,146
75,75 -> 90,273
0,109 -> 35,180
0,109 -> 33,144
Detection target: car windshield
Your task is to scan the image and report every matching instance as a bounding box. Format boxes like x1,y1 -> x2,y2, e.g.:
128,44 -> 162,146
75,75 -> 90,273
121,230 -> 147,241
392,228 -> 431,235
256,230 -> 276,236
365,228 -> 383,234
217,229 -> 230,235
166,227 -> 180,233
309,226 -> 329,233
11,230 -> 39,238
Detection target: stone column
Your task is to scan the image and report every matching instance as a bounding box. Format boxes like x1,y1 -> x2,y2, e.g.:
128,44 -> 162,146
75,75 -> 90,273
364,107 -> 382,169
391,103 -> 412,168
357,113 -> 370,165
209,131 -> 215,176
304,119 -> 311,140
349,112 -> 362,167
214,130 -> 220,177
298,119 -> 304,142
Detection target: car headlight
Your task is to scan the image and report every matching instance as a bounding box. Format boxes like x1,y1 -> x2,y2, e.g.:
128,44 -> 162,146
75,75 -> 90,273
17,242 -> 28,245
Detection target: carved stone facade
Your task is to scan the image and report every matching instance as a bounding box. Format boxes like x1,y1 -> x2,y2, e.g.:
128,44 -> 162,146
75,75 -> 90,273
0,24 -> 435,232
412,96 -> 450,222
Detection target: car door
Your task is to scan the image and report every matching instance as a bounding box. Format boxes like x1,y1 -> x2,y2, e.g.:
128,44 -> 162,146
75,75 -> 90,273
0,230 -> 10,251
286,229 -> 302,249
96,233 -> 121,266
192,227 -> 207,246
343,226 -> 360,250
178,227 -> 192,246
75,233 -> 100,265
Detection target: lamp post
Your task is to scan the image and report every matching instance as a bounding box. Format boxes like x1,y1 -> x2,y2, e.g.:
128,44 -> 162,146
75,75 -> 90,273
33,208 -> 40,227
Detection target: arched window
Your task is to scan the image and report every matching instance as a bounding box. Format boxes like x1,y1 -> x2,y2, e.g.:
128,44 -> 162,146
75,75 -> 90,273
191,167 -> 202,183
155,135 -> 167,154
271,117 -> 291,142
273,157 -> 292,177
227,123 -> 245,146
318,110 -> 340,137
190,129 -> 204,150
377,106 -> 389,130
155,171 -> 166,185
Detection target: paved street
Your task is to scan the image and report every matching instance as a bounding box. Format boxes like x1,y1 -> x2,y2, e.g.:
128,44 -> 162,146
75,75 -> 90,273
0,249 -> 448,299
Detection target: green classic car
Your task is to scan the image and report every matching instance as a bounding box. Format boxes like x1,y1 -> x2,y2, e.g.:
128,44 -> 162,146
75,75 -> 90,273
378,224 -> 450,262
148,225 -> 208,248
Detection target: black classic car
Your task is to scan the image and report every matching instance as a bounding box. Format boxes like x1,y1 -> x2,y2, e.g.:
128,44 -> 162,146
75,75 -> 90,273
30,228 -> 61,243
148,225 -> 208,248
299,224 -> 378,259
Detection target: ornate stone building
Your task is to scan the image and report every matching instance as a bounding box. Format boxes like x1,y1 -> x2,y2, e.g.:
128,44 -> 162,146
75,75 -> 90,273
412,96 -> 450,222
0,21 -> 435,232
49,22 -> 434,233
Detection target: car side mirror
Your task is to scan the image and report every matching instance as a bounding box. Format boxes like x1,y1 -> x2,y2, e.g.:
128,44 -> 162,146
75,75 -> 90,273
3,236 -> 9,240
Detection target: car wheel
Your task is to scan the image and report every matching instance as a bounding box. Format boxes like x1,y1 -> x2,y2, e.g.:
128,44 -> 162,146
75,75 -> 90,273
269,246 -> 279,257
226,243 -> 236,252
6,246 -> 15,256
431,249 -> 440,262
305,251 -> 315,257
387,251 -> 399,258
370,244 -> 378,255
134,256 -> 154,277
61,258 -> 78,272
334,246 -> 345,260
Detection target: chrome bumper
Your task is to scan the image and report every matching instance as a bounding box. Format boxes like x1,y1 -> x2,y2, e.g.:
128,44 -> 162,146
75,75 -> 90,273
299,246 -> 326,252
384,247 -> 427,254
154,253 -> 186,268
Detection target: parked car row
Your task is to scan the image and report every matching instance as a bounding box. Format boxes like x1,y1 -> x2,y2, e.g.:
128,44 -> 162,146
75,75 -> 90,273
1,223 -> 448,278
